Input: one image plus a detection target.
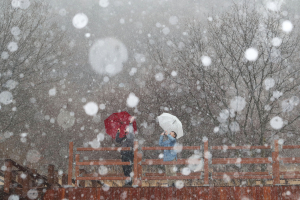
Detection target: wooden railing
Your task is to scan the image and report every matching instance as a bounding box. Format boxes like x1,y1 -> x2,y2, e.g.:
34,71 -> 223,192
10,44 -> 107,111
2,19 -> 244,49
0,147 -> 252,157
69,139 -> 300,187
2,159 -> 61,198
72,144 -> 135,186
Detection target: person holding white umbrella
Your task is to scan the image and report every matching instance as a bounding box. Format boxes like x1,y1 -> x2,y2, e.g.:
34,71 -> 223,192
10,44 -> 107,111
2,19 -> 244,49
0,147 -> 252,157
159,130 -> 178,187
157,112 -> 184,187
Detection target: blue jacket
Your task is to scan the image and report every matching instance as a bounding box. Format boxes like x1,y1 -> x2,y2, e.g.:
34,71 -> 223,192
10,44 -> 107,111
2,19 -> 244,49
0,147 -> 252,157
159,135 -> 177,161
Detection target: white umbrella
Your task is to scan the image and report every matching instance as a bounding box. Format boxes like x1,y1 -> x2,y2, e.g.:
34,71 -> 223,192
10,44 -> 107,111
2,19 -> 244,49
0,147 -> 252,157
157,113 -> 184,139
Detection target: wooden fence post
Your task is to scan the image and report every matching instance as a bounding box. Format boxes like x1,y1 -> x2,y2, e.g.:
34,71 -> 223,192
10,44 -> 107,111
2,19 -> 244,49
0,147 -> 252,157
79,169 -> 86,187
204,140 -> 209,185
22,172 -> 29,198
4,160 -> 12,194
62,174 -> 68,185
75,154 -> 80,187
137,152 -> 143,187
48,164 -> 55,187
30,169 -> 37,187
91,180 -> 98,187
272,140 -> 280,185
68,141 -> 73,185
133,140 -> 139,186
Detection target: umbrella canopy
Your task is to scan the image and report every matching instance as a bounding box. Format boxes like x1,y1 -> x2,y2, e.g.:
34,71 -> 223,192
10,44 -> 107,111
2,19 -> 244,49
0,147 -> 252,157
157,113 -> 184,139
104,111 -> 137,139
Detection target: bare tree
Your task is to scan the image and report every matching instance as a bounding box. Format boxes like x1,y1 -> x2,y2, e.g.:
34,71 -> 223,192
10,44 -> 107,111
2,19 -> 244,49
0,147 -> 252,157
0,0 -> 72,136
0,0 -> 73,166
147,2 -> 300,151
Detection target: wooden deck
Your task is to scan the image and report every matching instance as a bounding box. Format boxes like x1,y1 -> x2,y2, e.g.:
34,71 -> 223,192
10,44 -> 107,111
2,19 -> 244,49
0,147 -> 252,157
43,185 -> 300,200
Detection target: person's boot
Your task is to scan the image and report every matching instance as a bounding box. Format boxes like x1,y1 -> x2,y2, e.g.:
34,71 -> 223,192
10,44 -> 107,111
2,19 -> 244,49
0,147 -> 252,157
123,180 -> 132,187
168,183 -> 175,187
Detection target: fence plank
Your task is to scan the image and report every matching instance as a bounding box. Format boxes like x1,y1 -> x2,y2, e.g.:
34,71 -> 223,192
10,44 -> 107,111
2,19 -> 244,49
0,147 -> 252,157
68,142 -> 73,185
142,159 -> 200,165
219,187 -> 227,200
228,187 -> 236,200
176,187 -> 185,200
204,141 -> 209,185
271,186 -> 280,200
258,187 -> 265,200
185,187 -> 193,200
77,176 -> 128,180
137,153 -> 143,187
282,145 -> 300,149
212,175 -> 272,180
4,160 -> 12,194
140,187 -> 148,199
211,145 -> 271,150
75,154 -> 80,187
210,187 -> 219,200
60,188 -> 66,200
48,165 -> 55,186
77,147 -> 131,151
198,187 -> 210,200
77,161 -> 131,166
166,187 -> 176,200
272,152 -> 280,185
213,172 -> 269,176
212,158 -> 271,164
241,187 -> 252,199
142,175 -> 202,180
280,157 -> 300,164
142,146 -> 201,150
100,186 -> 112,200
67,188 -> 76,200
96,187 -> 101,199
274,140 -> 280,185
132,187 -> 140,199
112,187 -> 121,200
75,188 -> 84,200
280,185 -> 291,200
233,187 -> 241,199
133,141 -> 138,186
86,188 -> 97,200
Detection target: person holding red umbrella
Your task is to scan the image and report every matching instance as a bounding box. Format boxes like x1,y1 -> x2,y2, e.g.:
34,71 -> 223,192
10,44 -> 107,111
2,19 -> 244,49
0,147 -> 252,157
115,116 -> 135,186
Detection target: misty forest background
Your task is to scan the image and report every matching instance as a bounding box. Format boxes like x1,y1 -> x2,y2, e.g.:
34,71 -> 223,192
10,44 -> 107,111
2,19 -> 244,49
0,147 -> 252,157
1,0 -> 300,175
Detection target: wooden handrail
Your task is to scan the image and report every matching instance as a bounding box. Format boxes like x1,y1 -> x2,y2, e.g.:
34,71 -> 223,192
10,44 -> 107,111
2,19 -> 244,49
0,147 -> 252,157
142,158 -> 201,165
279,157 -> 300,164
211,145 -> 271,150
5,159 -> 52,187
76,147 -> 131,151
280,171 -> 300,175
76,161 -> 131,166
81,159 -> 122,162
212,175 -> 273,180
212,158 -> 271,165
68,139 -> 300,187
281,175 -> 300,179
213,172 -> 269,176
83,173 -> 126,177
142,146 -> 201,150
142,175 -> 201,180
76,176 -> 129,180
144,172 -> 203,177
282,145 -> 300,149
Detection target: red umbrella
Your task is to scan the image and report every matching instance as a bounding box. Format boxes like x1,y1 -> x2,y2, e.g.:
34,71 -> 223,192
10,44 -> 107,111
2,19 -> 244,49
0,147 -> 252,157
104,111 -> 137,139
